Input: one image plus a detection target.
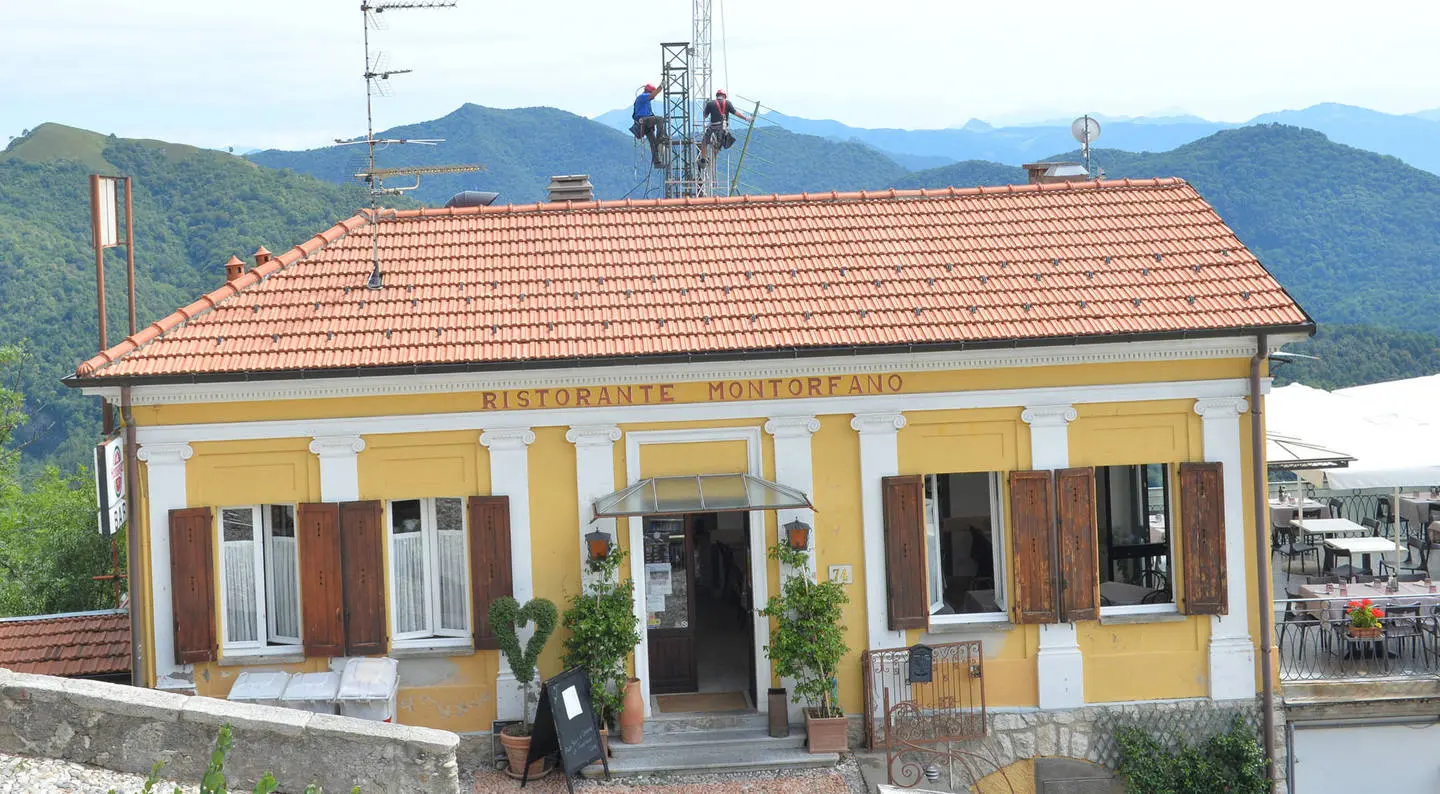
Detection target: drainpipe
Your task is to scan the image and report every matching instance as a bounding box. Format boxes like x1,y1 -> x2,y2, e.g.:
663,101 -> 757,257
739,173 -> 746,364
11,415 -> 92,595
1250,333 -> 1276,786
121,386 -> 144,686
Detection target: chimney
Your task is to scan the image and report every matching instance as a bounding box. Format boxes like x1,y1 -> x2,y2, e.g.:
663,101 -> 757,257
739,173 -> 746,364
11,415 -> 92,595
1022,162 -> 1090,184
252,245 -> 272,270
546,174 -> 594,203
223,255 -> 244,282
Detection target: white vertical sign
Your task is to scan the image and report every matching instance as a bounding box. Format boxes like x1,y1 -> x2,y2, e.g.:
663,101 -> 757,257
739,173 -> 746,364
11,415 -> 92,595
95,434 -> 126,536
97,176 -> 120,248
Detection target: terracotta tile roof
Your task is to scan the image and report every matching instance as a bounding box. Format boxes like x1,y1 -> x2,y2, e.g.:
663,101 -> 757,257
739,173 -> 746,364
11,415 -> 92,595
72,179 -> 1311,381
0,609 -> 130,678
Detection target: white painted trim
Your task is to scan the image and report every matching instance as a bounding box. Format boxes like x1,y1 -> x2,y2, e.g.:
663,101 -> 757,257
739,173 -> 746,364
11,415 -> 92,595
1101,603 -> 1180,617
310,435 -> 364,503
136,442 -> 193,688
928,612 -> 1012,628
623,427 -> 767,719
1194,396 -> 1257,701
853,412 -> 907,651
86,336 -> 1282,406
1021,406 -> 1086,710
480,427 -> 537,723
133,378 -> 1256,448
566,425 -> 623,594
764,415 -> 820,725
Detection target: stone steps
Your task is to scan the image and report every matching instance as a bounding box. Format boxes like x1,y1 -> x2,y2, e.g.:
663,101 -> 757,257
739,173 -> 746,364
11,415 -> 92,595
589,713 -> 836,778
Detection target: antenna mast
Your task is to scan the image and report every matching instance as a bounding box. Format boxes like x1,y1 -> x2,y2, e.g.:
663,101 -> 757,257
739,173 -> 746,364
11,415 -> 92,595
352,1 -> 481,289
691,0 -> 716,196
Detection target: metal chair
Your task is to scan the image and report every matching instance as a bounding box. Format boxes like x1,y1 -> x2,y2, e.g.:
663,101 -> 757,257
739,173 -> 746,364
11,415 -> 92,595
1277,522 -> 1320,577
1382,603 -> 1424,663
1380,533 -> 1431,577
1278,588 -> 1322,661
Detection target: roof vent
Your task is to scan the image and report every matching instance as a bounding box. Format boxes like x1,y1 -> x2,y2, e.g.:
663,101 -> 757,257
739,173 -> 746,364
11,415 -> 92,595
252,246 -> 272,270
546,174 -> 594,203
1022,162 -> 1089,184
444,191 -> 500,208
223,255 -> 244,283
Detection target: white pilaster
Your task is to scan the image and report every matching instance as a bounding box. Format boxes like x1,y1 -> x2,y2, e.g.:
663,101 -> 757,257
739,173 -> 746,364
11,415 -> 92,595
1195,397 -> 1256,701
137,441 -> 194,690
566,425 -> 623,582
480,427 -> 537,720
309,435 -> 365,502
852,412 -> 907,651
766,415 -> 820,724
1021,404 -> 1085,710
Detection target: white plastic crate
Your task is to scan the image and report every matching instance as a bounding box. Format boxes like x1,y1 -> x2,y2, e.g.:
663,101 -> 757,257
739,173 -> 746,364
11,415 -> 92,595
280,671 -> 341,715
337,657 -> 399,722
227,671 -> 291,708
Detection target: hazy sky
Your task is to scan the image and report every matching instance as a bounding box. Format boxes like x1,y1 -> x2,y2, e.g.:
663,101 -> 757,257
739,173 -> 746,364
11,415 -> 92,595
4,0 -> 1438,150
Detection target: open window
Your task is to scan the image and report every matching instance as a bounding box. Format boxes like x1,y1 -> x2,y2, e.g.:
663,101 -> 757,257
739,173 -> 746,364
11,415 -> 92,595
387,497 -> 471,645
217,504 -> 302,652
1095,464 -> 1174,610
924,472 -> 1007,622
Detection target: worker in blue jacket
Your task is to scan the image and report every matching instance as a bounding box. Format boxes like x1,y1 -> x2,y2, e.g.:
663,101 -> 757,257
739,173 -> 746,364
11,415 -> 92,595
631,83 -> 665,169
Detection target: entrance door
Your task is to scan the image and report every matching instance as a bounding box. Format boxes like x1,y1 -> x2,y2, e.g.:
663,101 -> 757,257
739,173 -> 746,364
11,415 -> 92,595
644,516 -> 697,694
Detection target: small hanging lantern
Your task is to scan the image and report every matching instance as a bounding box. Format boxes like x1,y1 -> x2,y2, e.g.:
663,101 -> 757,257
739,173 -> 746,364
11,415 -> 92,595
585,529 -> 612,560
784,518 -> 811,551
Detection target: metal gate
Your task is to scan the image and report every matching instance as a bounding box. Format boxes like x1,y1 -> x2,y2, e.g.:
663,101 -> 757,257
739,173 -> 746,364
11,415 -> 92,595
861,640 -> 989,786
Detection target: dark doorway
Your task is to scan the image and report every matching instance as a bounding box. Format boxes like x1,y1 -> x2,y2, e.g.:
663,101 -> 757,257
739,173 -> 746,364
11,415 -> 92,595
644,512 -> 754,705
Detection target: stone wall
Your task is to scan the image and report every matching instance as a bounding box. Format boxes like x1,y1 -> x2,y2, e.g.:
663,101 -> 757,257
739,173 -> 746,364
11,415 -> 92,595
875,697 -> 1278,792
0,668 -> 460,794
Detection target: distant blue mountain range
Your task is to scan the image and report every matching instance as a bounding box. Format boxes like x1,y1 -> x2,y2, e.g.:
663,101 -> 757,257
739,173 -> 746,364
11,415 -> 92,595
594,103 -> 1440,175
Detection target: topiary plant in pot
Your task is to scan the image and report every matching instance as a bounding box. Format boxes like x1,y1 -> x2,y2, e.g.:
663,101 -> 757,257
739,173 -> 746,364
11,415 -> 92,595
489,595 -> 559,777
759,541 -> 850,753
562,547 -> 642,753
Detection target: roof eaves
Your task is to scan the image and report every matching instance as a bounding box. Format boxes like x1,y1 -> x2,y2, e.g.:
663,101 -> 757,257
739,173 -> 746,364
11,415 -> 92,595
74,212 -> 373,378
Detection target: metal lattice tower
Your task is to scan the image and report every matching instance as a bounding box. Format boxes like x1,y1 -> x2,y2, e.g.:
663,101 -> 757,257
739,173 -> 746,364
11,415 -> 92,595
690,0 -> 716,196
660,42 -> 697,199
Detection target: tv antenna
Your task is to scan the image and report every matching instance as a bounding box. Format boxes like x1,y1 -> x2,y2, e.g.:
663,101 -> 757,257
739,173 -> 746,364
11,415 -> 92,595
351,0 -> 482,289
1071,115 -> 1102,178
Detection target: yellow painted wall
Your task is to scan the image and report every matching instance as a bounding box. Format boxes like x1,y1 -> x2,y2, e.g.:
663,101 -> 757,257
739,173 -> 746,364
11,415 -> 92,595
1068,400 -> 1210,703
528,427 -> 583,685
811,415 -> 866,713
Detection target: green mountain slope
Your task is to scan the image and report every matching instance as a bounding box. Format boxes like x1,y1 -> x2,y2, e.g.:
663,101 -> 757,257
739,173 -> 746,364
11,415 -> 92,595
901,125 -> 1440,342
249,104 -> 907,204
1270,325 -> 1440,390
0,125 -> 383,469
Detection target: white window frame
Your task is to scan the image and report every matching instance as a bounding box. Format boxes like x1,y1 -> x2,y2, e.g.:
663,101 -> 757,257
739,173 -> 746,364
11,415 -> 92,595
1098,464 -> 1180,617
217,504 -> 302,655
385,497 -> 472,648
929,472 -> 1010,627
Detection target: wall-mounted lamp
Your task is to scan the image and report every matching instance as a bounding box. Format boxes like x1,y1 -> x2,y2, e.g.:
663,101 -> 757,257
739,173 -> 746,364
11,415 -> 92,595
784,518 -> 811,551
585,529 -> 613,560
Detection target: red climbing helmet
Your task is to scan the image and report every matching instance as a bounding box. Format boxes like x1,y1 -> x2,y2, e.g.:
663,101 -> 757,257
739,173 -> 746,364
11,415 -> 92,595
716,89 -> 727,98
644,84 -> 657,93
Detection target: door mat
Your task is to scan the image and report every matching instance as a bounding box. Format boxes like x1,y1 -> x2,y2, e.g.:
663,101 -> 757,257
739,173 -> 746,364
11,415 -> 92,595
654,691 -> 750,713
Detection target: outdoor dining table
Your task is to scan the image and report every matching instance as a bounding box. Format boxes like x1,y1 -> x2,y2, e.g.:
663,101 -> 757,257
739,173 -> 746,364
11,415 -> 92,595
1100,581 -> 1153,606
1399,495 -> 1440,533
1269,501 -> 1329,529
1290,517 -> 1367,537
1296,579 -> 1440,622
1323,536 -> 1398,574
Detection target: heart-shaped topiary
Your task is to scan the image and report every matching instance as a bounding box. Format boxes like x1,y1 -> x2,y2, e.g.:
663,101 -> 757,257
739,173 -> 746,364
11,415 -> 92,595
488,596 -> 559,686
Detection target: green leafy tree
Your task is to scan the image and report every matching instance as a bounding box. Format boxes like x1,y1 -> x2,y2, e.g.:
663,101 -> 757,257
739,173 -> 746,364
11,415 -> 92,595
758,542 -> 849,718
1115,718 -> 1266,794
561,548 -> 641,728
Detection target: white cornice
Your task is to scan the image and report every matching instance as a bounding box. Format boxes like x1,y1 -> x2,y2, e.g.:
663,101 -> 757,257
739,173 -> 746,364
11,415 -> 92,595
82,336 -> 1276,406
565,425 -> 622,447
308,435 -> 366,457
1021,405 -> 1078,427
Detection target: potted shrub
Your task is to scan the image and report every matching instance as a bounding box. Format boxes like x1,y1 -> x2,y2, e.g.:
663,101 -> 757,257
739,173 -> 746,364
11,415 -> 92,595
1346,598 -> 1385,640
489,595 -> 559,777
562,546 -> 642,754
759,541 -> 851,753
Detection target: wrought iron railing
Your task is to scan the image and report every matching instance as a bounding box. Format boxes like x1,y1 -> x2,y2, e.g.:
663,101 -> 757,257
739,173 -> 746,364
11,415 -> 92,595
861,641 -> 991,787
1274,594 -> 1440,682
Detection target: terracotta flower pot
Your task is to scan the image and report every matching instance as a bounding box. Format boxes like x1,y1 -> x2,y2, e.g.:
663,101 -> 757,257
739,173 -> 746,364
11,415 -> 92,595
1349,625 -> 1382,640
804,708 -> 849,754
620,677 -> 645,744
499,726 -> 547,778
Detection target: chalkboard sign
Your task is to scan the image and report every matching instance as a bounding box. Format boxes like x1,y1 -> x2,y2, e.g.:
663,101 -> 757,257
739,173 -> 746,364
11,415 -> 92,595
907,644 -> 933,684
522,667 -> 609,791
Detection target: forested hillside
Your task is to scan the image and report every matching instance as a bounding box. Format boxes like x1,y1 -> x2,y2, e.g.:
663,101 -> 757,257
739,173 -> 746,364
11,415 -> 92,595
1270,325 -> 1440,390
0,124 -> 384,470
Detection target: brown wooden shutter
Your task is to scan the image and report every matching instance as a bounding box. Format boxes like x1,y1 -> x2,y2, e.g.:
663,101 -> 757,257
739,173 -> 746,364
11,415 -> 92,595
1009,470 -> 1059,624
881,475 -> 929,630
297,503 -> 345,657
1179,462 -> 1227,615
1055,468 -> 1100,622
468,495 -> 513,650
169,507 -> 217,664
339,500 -> 387,655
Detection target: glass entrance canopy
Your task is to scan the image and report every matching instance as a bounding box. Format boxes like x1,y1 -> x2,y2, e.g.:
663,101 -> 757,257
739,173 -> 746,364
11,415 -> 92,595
593,474 -> 812,518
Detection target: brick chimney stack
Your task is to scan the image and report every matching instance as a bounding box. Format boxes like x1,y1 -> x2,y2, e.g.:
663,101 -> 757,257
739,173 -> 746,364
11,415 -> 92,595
252,246 -> 272,271
223,255 -> 244,282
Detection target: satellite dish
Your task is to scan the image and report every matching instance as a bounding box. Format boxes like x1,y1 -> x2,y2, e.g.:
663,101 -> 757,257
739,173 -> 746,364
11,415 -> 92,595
1071,115 -> 1102,144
